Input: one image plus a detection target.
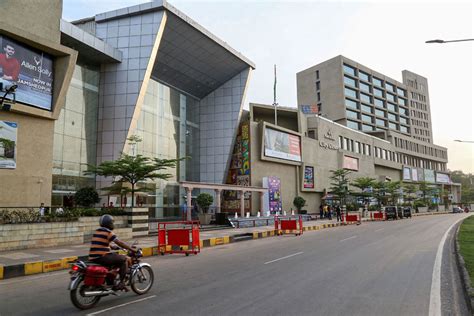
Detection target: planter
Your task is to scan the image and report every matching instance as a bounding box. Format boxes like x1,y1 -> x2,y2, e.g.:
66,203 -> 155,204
198,213 -> 212,225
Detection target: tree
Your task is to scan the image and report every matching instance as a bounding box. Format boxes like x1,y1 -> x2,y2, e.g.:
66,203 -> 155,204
196,193 -> 213,213
402,183 -> 418,206
293,196 -> 306,212
385,181 -> 402,205
418,181 -> 436,206
74,187 -> 100,207
329,169 -> 352,207
86,137 -> 183,207
351,177 -> 376,206
372,181 -> 387,207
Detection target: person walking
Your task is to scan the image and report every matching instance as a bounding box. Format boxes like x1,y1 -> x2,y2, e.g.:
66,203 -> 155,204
323,204 -> 328,219
319,204 -> 323,220
336,205 -> 342,222
328,205 -> 332,220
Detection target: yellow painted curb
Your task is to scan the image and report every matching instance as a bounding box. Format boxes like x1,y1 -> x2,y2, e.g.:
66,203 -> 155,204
25,261 -> 43,275
61,256 -> 77,269
210,238 -> 216,246
253,232 -> 259,239
261,231 -> 268,238
142,247 -> 153,257
199,240 -> 203,248
43,260 -> 63,273
223,236 -> 230,244
0,265 -> 3,280
269,230 -> 275,236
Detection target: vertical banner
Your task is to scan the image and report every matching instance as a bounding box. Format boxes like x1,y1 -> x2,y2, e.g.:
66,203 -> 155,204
303,166 -> 314,189
0,121 -> 17,169
263,176 -> 282,214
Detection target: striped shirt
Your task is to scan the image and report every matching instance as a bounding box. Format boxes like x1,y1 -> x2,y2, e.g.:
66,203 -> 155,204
89,227 -> 117,260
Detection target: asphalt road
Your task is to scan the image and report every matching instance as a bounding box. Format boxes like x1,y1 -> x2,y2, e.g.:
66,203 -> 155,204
0,214 -> 470,316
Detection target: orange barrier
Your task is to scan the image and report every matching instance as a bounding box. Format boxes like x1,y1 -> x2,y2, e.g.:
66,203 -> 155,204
274,215 -> 303,236
158,221 -> 200,256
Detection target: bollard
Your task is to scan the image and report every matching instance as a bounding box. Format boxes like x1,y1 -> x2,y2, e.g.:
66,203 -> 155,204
235,212 -> 238,219
246,212 -> 250,218
283,211 -> 287,216
291,210 -> 295,216
257,211 -> 261,217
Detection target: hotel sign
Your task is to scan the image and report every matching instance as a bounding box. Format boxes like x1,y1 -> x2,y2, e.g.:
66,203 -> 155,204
324,128 -> 335,141
319,141 -> 339,150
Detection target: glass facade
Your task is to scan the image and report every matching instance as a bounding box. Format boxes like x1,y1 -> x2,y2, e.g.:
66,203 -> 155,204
343,64 -> 356,76
362,124 -> 374,131
359,71 -> 370,82
347,120 -> 359,130
398,98 -> 406,106
388,113 -> 397,121
344,75 -> 356,87
374,98 -> 384,108
345,87 -> 357,98
386,93 -> 395,102
361,114 -> 372,123
375,109 -> 385,117
360,93 -> 371,104
130,78 -> 200,218
385,82 -> 395,92
387,103 -> 396,112
400,125 -> 409,133
361,104 -> 372,113
346,110 -> 359,120
373,77 -> 383,87
376,118 -> 386,127
373,87 -> 384,97
52,63 -> 99,206
345,98 -> 358,109
359,82 -> 371,92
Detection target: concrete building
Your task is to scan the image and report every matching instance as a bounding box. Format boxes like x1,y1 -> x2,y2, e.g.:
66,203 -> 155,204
0,0 -> 254,219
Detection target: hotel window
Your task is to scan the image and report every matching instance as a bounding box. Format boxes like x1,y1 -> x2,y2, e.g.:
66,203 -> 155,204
366,144 -> 371,156
385,82 -> 395,92
400,125 -> 409,133
316,81 -> 320,90
361,104 -> 372,113
345,87 -> 357,98
397,87 -> 406,97
316,70 -> 319,79
361,114 -> 372,123
399,116 -> 408,125
388,113 -> 397,121
349,139 -> 354,152
375,109 -> 385,117
386,93 -> 396,102
344,76 -> 356,87
359,71 -> 370,82
389,122 -> 398,130
373,87 -> 384,97
399,107 -> 408,116
398,98 -> 406,106
359,82 -> 371,92
373,77 -> 383,87
345,98 -> 358,109
346,110 -> 359,120
343,138 -> 349,150
360,93 -> 372,104
355,141 -> 360,153
376,118 -> 386,127
382,149 -> 387,160
347,120 -> 359,130
362,124 -> 374,132
387,102 -> 396,112
343,64 -> 356,76
376,147 -> 381,158
374,98 -> 384,108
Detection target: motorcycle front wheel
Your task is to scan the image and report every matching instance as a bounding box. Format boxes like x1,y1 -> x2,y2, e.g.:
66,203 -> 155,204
70,278 -> 101,310
130,266 -> 154,295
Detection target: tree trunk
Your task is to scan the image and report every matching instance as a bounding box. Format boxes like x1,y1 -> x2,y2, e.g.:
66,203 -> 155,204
131,183 -> 135,208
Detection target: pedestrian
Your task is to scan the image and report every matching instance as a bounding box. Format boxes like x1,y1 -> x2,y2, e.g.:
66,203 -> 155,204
323,204 -> 328,218
328,205 -> 332,220
319,204 -> 323,220
39,203 -> 45,217
336,205 -> 341,222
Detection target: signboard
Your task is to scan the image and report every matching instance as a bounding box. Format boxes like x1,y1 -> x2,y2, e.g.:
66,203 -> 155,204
0,35 -> 54,111
411,168 -> 418,182
343,156 -> 359,171
263,176 -> 282,214
0,121 -> 18,169
300,104 -> 319,115
403,167 -> 411,181
436,172 -> 450,184
264,127 -> 301,162
303,166 -> 314,189
417,168 -> 424,181
424,169 -> 435,183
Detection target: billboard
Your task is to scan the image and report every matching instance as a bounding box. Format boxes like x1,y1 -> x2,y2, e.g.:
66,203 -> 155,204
343,156 -> 359,171
0,35 -> 54,110
412,168 -> 418,182
424,169 -> 435,183
436,172 -> 450,184
403,167 -> 411,181
300,104 -> 319,115
264,127 -> 301,162
303,166 -> 314,189
262,176 -> 282,214
0,121 -> 18,169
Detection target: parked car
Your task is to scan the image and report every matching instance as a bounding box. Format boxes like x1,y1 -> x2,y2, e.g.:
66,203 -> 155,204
384,206 -> 397,220
453,206 -> 463,213
396,207 -> 404,219
403,207 -> 412,218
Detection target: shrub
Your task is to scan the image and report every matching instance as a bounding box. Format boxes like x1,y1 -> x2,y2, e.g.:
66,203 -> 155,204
293,196 -> 306,211
196,193 -> 214,212
413,200 -> 427,208
74,187 -> 100,207
346,203 -> 359,212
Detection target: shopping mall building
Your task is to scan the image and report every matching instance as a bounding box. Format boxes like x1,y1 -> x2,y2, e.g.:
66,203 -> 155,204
0,1 -> 460,217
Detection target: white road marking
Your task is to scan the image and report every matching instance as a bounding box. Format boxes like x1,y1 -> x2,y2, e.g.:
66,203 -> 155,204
429,216 -> 466,316
340,236 -> 357,242
264,252 -> 304,265
375,228 -> 384,232
86,295 -> 157,316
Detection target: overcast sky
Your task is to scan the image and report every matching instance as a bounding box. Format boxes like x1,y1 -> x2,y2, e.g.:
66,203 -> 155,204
63,0 -> 474,174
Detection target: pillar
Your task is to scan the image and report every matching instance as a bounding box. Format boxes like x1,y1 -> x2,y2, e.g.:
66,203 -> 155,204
260,191 -> 265,216
215,189 -> 221,213
186,187 -> 192,221
240,190 -> 245,217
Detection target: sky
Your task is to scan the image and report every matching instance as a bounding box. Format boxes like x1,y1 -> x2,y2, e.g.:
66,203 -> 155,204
63,0 -> 474,174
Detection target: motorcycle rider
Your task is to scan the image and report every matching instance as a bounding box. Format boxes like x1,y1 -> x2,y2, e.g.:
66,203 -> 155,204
89,214 -> 135,291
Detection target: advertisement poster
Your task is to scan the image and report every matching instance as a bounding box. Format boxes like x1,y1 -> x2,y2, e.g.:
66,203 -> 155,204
417,168 -> 424,181
263,176 -> 282,214
0,121 -> 17,169
343,155 -> 359,171
0,35 -> 54,111
424,169 -> 435,183
436,172 -> 450,184
412,168 -> 418,182
403,167 -> 411,181
264,127 -> 301,162
300,104 -> 319,114
303,166 -> 314,189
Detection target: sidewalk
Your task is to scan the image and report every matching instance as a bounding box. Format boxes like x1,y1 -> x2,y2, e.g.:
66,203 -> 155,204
0,218 -> 343,279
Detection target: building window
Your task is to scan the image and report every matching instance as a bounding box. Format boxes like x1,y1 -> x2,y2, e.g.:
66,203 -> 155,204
373,87 -> 384,98
400,125 -> 409,133
382,149 -> 387,160
339,136 -> 343,148
386,93 -> 396,102
361,104 -> 372,113
376,118 -> 386,127
347,120 -> 359,130
316,81 -> 321,90
349,139 -> 354,152
317,92 -> 321,101
362,124 -> 373,131
360,93 -> 372,104
399,116 -> 408,125
355,141 -> 360,153
385,82 -> 395,92
361,114 -> 372,123
387,102 -> 396,112
389,122 -> 398,130
399,107 -> 408,116
374,98 -> 384,108
375,109 -> 385,117
316,70 -> 320,80
346,110 -> 359,120
397,87 -> 406,97
345,87 -> 357,98
373,77 -> 383,87
344,76 -> 356,87
398,98 -> 406,106
343,138 -> 349,150
343,64 -> 356,76
366,144 -> 371,155
345,98 -> 358,109
359,82 -> 371,92
388,113 -> 397,121
359,71 -> 370,82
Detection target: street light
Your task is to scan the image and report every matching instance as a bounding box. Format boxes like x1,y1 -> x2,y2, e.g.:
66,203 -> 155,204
454,139 -> 474,143
426,38 -> 474,44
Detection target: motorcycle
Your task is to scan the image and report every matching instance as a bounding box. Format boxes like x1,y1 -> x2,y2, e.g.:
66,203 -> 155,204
68,245 -> 154,310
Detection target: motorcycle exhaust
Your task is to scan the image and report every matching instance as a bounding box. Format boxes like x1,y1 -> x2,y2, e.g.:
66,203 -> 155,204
83,289 -> 114,297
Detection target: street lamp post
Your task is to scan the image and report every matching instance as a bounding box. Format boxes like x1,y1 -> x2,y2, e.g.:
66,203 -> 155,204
454,140 -> 474,143
426,38 -> 474,44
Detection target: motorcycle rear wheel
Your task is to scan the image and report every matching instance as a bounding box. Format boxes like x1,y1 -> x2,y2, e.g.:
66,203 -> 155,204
70,279 -> 101,310
131,266 -> 154,295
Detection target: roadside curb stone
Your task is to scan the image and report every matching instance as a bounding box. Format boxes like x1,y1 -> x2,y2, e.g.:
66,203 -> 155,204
455,221 -> 474,314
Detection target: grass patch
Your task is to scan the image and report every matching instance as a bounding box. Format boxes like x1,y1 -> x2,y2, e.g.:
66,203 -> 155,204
458,215 -> 474,288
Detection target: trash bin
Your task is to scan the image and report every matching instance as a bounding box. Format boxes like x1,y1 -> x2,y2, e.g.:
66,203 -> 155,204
215,213 -> 228,225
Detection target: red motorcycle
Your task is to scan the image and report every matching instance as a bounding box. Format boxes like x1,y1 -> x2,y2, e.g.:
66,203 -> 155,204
68,247 -> 154,310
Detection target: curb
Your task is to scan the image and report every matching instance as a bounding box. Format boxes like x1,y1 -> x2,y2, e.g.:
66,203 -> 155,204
0,221 -> 345,280
455,220 -> 474,313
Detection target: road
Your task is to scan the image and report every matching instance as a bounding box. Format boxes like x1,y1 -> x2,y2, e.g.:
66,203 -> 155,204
0,214 -> 470,316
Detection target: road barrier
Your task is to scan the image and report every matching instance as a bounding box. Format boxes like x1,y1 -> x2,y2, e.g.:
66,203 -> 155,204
274,215 -> 303,236
342,212 -> 361,224
369,211 -> 385,221
158,221 -> 200,256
